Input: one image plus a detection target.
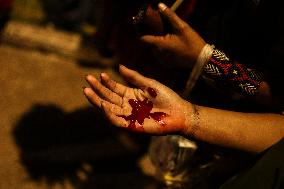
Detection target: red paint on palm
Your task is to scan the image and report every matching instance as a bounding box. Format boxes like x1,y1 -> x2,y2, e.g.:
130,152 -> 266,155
118,99 -> 152,130
118,96 -> 168,131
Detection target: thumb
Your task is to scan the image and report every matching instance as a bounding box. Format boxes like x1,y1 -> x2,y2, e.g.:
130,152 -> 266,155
119,65 -> 151,88
158,2 -> 187,32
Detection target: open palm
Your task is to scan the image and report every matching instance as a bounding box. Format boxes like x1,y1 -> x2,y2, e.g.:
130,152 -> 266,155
83,65 -> 191,134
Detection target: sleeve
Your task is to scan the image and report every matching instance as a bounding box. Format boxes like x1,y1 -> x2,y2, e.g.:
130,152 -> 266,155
219,137 -> 284,189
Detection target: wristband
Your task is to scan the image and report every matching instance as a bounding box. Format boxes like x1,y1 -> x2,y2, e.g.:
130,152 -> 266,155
203,49 -> 263,96
183,44 -> 215,97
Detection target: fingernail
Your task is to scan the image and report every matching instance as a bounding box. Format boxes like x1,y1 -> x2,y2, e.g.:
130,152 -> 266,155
158,2 -> 167,11
82,86 -> 87,94
86,75 -> 94,81
101,101 -> 106,108
100,73 -> 106,79
85,75 -> 90,80
119,64 -> 125,70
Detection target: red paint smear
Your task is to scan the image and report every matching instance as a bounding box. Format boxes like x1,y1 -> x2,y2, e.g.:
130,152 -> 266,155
147,87 -> 157,98
150,112 -> 167,126
118,98 -> 168,131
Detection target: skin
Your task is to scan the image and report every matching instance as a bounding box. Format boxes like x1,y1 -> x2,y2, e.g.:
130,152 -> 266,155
140,3 -> 206,66
84,65 -> 284,154
83,3 -> 283,154
141,3 -> 274,102
84,65 -> 191,134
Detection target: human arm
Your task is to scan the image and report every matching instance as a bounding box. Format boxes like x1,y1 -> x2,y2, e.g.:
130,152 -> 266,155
83,65 -> 284,153
141,3 -> 273,99
83,65 -> 190,134
184,104 -> 284,153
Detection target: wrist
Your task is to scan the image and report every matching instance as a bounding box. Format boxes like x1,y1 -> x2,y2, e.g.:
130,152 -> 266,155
181,101 -> 200,138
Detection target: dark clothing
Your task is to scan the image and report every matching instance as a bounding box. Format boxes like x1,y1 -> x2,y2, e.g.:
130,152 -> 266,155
220,138 -> 284,189
0,0 -> 13,12
0,0 -> 12,31
189,0 -> 284,111
42,0 -> 96,31
187,1 -> 284,188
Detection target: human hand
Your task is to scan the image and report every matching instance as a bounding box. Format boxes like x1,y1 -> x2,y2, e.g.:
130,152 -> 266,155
83,65 -> 193,134
140,3 -> 206,67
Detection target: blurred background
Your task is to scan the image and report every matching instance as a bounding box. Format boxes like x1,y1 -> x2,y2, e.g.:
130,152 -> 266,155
0,0 -> 160,188
0,1 -> 254,188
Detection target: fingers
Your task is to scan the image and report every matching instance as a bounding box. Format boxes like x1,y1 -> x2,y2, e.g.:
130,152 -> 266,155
100,72 -> 128,97
86,75 -> 123,106
101,102 -> 127,128
140,3 -> 189,48
83,87 -> 106,108
84,87 -> 123,112
158,2 -> 187,32
84,88 -> 127,128
119,65 -> 151,88
140,35 -> 166,48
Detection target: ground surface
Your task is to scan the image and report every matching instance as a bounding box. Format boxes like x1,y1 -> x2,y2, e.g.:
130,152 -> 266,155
0,31 -> 154,188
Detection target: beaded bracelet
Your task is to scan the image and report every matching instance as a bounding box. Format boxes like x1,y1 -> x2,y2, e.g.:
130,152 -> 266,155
183,44 -> 263,97
203,49 -> 263,96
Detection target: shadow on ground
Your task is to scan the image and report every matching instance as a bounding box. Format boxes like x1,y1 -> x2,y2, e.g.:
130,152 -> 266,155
13,104 -> 154,189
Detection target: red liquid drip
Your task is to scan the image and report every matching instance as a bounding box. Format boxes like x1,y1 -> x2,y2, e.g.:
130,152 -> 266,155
150,112 -> 167,126
147,87 -> 157,98
118,98 -> 168,131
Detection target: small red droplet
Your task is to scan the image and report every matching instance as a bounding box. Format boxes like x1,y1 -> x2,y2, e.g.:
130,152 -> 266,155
147,87 -> 157,98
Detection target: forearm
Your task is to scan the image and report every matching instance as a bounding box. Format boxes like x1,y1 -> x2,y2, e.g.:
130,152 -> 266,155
183,103 -> 284,153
